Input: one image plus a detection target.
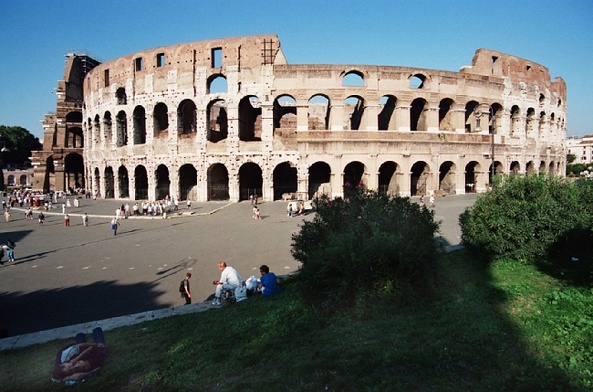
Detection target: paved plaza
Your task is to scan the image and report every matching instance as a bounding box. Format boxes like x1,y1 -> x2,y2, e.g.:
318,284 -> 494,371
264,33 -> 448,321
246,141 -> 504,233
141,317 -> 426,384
0,193 -> 477,347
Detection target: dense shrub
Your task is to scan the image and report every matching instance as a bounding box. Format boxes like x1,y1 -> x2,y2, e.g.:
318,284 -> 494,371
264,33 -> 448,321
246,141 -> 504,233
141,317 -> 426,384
460,174 -> 583,263
290,185 -> 441,309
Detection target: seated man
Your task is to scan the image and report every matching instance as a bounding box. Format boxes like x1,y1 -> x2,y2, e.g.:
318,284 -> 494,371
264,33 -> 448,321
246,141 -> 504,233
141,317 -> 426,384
259,264 -> 281,297
51,327 -> 108,384
212,261 -> 243,306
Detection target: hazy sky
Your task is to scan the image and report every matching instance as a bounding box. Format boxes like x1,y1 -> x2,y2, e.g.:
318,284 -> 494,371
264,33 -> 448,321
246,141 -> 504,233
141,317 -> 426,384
1,0 -> 591,139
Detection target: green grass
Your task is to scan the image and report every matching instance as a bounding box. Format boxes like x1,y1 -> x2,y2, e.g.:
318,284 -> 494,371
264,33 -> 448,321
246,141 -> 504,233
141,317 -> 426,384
2,250 -> 592,391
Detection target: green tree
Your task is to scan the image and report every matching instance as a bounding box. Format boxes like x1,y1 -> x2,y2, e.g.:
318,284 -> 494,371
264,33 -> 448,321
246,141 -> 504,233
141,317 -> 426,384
291,185 -> 441,309
566,153 -> 577,164
0,125 -> 42,167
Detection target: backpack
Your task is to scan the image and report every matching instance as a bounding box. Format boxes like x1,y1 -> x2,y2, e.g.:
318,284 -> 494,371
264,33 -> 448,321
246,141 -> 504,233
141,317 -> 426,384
179,280 -> 185,293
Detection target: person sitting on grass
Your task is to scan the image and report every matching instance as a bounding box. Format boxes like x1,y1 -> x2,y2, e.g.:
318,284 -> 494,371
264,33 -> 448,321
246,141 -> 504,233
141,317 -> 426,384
259,264 -> 281,297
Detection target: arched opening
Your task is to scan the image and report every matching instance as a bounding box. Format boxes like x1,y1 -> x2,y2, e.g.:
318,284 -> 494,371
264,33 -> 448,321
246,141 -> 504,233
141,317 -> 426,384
238,162 -> 262,201
238,96 -> 262,141
510,161 -> 521,175
104,166 -> 114,199
410,98 -> 428,131
273,95 -> 297,131
155,164 -> 170,200
378,95 -> 397,131
464,161 -> 480,193
308,162 -> 331,199
133,106 -> 146,144
116,87 -> 127,105
273,162 -> 297,200
439,98 -> 454,131
179,164 -> 197,201
510,106 -> 521,136
153,103 -> 169,136
116,111 -> 128,147
344,96 -> 365,130
439,161 -> 456,194
342,71 -> 364,87
207,99 -> 228,142
177,99 -> 196,136
465,101 -> 480,133
207,74 -> 228,94
64,153 -> 84,192
489,161 -> 504,184
134,165 -> 148,200
410,161 -> 430,196
207,164 -> 229,201
409,74 -> 426,89
343,161 -> 366,188
378,161 -> 399,196
525,161 -> 536,174
103,111 -> 113,144
489,103 -> 503,134
118,166 -> 129,198
308,95 -> 330,130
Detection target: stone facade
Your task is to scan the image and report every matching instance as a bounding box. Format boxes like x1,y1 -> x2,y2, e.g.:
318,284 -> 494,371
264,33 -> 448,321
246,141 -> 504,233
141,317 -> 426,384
38,34 -> 568,201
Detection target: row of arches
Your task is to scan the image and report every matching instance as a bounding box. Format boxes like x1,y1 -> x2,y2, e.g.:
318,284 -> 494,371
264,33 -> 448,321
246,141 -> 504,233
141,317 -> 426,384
86,92 -> 564,149
92,158 -> 561,203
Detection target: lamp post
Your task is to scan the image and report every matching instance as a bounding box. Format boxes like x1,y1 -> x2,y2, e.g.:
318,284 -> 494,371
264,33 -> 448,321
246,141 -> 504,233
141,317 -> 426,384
0,136 -> 7,192
488,107 -> 495,183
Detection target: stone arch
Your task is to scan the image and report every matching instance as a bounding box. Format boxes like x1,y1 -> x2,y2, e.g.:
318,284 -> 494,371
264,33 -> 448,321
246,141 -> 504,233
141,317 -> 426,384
116,87 -> 127,105
179,164 -> 197,201
510,105 -> 521,136
238,162 -> 263,201
155,164 -> 170,200
207,99 -> 228,143
525,160 -> 536,174
439,161 -> 456,194
464,161 -> 480,193
344,95 -> 365,130
64,153 -> 84,191
103,111 -> 113,144
439,98 -> 454,131
410,98 -> 428,131
207,163 -> 229,201
133,105 -> 147,144
378,95 -> 397,131
343,161 -> 367,188
510,161 -> 521,175
153,102 -> 169,136
104,166 -> 115,198
411,161 -> 430,196
134,165 -> 148,200
378,161 -> 400,196
308,94 -> 330,130
118,165 -> 129,198
489,103 -> 503,134
273,95 -> 297,130
273,161 -> 298,200
207,74 -> 227,94
342,70 -> 365,87
238,96 -> 262,141
308,161 -> 332,199
177,99 -> 196,136
465,100 -> 480,133
409,73 -> 427,89
116,110 -> 128,147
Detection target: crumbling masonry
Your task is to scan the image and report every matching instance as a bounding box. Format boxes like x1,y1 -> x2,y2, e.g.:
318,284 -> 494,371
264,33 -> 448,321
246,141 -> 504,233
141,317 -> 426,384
32,34 -> 567,201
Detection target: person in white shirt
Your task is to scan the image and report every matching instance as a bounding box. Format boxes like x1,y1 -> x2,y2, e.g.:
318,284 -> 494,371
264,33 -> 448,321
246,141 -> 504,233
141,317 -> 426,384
212,261 -> 243,306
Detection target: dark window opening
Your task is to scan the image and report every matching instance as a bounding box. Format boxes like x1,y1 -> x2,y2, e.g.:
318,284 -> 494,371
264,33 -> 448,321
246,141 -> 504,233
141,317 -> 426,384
104,69 -> 110,87
157,53 -> 165,67
135,57 -> 143,71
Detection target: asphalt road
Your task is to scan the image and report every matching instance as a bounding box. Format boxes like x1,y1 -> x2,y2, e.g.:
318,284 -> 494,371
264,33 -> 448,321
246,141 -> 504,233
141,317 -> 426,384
0,193 -> 477,337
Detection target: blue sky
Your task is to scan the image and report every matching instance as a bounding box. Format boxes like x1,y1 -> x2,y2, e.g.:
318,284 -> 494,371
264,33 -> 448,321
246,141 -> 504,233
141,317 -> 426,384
1,0 -> 591,139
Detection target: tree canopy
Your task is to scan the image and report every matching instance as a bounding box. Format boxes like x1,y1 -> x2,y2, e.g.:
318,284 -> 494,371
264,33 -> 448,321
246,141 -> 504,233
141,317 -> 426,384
0,125 -> 42,167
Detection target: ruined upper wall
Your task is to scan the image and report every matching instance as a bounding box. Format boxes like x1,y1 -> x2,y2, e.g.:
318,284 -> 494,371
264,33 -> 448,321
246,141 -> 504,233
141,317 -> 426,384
465,49 -> 566,99
86,34 -> 284,92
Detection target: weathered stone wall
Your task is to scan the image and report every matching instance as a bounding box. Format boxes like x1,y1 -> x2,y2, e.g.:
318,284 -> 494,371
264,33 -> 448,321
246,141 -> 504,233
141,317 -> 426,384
79,34 -> 566,201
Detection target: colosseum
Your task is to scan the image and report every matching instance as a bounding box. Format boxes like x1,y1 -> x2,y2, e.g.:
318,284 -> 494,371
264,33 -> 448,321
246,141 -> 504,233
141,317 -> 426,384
32,34 -> 567,202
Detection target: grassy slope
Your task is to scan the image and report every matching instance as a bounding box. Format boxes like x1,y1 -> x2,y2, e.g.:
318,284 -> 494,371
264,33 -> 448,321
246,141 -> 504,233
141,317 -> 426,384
1,250 -> 591,391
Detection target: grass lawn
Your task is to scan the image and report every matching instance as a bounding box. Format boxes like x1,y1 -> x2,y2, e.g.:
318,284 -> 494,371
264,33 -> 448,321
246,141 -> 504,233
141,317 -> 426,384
1,249 -> 591,391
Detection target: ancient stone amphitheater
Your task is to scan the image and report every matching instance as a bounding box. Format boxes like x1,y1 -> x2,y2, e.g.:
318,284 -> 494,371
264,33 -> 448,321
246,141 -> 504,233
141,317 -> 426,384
33,34 -> 567,201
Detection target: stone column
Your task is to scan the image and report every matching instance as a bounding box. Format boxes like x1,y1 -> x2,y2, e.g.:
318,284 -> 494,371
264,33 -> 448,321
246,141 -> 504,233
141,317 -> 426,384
395,104 -> 411,132
329,105 -> 345,131
426,105 -> 440,132
297,104 -> 308,131
362,104 -> 379,131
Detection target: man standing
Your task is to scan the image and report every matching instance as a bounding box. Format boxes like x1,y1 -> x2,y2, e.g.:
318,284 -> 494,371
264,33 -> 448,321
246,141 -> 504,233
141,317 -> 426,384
181,272 -> 192,305
212,261 -> 243,306
110,217 -> 119,236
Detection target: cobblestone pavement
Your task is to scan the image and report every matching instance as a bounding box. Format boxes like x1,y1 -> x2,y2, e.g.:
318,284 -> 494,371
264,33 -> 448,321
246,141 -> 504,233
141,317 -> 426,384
0,193 -> 477,350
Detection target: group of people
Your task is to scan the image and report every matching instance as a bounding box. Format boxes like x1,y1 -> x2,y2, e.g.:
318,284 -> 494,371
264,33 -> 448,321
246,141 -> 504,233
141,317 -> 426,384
180,261 -> 281,306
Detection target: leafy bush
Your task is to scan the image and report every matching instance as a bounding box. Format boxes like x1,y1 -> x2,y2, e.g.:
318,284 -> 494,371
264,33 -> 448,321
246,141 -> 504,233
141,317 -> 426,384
460,174 -> 583,263
291,184 -> 441,309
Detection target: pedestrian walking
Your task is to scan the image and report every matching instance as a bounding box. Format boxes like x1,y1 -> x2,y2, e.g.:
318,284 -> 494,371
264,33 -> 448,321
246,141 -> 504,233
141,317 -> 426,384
110,217 -> 120,236
64,213 -> 70,226
4,208 -> 11,222
82,213 -> 89,227
38,211 -> 45,226
180,272 -> 192,305
4,239 -> 16,262
186,199 -> 192,209
429,193 -> 435,208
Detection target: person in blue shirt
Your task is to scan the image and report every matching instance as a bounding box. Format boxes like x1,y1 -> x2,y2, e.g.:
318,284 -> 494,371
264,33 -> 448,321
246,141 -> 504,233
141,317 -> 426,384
259,264 -> 281,297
